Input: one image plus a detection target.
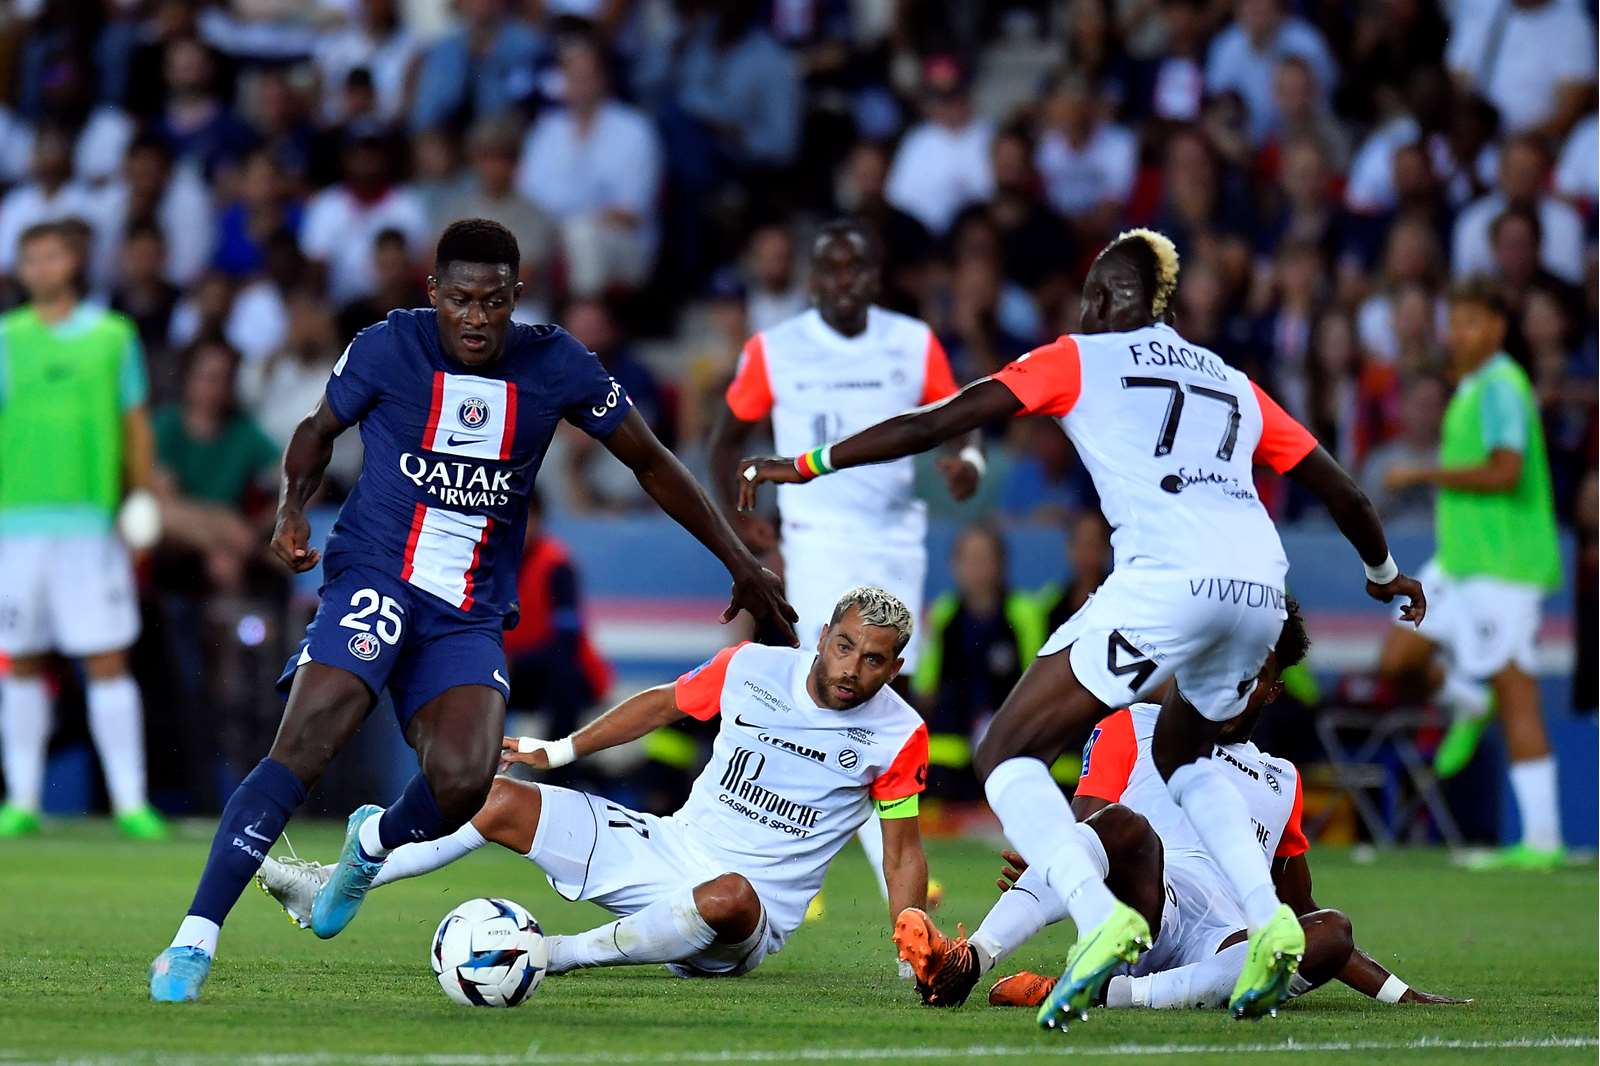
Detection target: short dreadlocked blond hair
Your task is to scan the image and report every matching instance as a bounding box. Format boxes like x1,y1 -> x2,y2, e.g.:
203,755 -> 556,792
830,586 -> 913,653
1107,228 -> 1181,320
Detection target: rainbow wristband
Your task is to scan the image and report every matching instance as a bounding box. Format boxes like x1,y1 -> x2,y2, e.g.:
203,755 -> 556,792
795,445 -> 835,481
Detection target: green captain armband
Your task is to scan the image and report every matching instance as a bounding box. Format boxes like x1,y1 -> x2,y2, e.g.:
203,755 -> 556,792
873,795 -> 920,819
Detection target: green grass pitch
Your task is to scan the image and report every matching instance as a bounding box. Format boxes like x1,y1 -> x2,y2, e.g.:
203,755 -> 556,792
0,822 -> 1594,1065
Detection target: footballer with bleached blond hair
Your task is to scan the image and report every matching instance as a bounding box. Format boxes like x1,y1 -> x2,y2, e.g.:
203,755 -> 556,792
737,229 -> 1426,1026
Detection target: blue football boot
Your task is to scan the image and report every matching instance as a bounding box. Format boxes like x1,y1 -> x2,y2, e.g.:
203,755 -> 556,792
310,804 -> 386,939
149,946 -> 212,1002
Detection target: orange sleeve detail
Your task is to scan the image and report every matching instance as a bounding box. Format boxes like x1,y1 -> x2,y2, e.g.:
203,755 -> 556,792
724,335 -> 774,421
919,331 -> 960,404
1250,381 -> 1318,474
870,722 -> 929,801
989,336 -> 1083,417
1076,709 -> 1137,803
673,642 -> 747,721
1275,769 -> 1310,858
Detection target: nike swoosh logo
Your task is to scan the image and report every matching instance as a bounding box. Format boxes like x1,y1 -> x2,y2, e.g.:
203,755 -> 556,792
243,825 -> 271,842
733,713 -> 761,728
447,434 -> 488,446
876,797 -> 914,811
493,669 -> 509,689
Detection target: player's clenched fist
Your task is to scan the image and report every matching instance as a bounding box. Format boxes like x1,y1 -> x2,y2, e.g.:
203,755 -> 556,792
736,456 -> 804,511
1366,574 -> 1426,625
270,508 -> 321,572
723,563 -> 799,645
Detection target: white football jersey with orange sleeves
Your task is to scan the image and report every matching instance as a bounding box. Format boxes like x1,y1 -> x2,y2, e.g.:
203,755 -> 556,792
667,641 -> 929,943
726,306 -> 958,547
1077,703 -> 1309,868
991,324 -> 1317,586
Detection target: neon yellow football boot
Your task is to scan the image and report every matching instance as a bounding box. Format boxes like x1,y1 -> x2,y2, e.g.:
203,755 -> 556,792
1035,901 -> 1151,1031
1229,904 -> 1305,1019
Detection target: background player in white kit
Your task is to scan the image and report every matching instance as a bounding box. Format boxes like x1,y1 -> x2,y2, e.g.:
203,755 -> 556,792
739,229 -> 1426,1025
709,219 -> 983,896
256,587 -> 931,978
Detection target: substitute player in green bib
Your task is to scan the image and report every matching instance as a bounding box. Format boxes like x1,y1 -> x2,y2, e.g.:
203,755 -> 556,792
1378,279 -> 1564,871
0,221 -> 167,840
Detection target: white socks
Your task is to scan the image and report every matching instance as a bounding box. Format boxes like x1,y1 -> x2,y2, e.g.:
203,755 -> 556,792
970,859 -> 1073,972
984,757 -> 1118,931
369,822 -> 486,887
170,915 -> 221,958
86,676 -> 149,815
856,819 -> 890,900
358,810 -> 391,860
1508,755 -> 1562,851
546,886 -> 717,974
1105,940 -> 1247,1009
0,675 -> 50,811
1166,761 -> 1279,931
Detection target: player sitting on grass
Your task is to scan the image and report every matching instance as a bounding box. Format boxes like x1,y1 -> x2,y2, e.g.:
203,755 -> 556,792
258,586 -> 930,979
896,601 -> 1468,1012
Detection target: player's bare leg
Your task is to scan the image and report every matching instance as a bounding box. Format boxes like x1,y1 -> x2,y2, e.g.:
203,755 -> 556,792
1379,622 -> 1495,779
311,683 -> 504,938
1151,685 -> 1302,1018
152,664 -> 372,1000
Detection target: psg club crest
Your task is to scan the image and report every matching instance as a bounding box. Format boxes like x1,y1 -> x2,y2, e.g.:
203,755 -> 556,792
347,632 -> 382,662
458,396 -> 491,430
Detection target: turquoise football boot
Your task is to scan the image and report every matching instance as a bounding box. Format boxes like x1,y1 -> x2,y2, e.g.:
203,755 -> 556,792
310,804 -> 386,939
149,945 -> 212,1002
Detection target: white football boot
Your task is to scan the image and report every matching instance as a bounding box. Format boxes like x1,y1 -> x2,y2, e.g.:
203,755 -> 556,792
255,855 -> 333,930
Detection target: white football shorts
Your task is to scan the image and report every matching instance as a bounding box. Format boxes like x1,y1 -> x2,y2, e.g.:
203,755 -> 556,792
527,784 -> 778,977
0,533 -> 141,658
1397,558 -> 1542,679
1131,851 -> 1246,977
781,534 -> 927,670
1038,567 -> 1288,722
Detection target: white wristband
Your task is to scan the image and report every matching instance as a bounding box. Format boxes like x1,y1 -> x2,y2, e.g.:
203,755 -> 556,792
117,488 -> 162,550
515,735 -> 576,768
1363,553 -> 1399,585
958,445 -> 987,479
1377,974 -> 1409,1004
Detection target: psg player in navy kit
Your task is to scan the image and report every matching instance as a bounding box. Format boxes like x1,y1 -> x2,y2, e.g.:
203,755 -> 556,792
151,220 -> 797,1001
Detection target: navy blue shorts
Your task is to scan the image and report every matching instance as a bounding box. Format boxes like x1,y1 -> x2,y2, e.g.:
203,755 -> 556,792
277,564 -> 509,729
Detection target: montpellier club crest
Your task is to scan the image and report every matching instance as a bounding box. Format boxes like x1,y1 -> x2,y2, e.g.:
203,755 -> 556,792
457,396 -> 490,431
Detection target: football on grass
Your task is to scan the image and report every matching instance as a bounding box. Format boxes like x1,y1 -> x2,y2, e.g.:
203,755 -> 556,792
430,897 -> 548,1007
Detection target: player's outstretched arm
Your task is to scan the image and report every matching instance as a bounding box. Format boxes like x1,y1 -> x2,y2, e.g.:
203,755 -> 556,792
271,397 -> 346,573
736,379 -> 1021,508
500,683 -> 683,770
882,815 -> 929,926
603,409 -> 799,644
1272,854 -> 1469,1005
1284,445 -> 1426,625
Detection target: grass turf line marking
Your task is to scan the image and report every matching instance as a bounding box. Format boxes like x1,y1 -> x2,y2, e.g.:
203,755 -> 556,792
3,1037 -> 1597,1065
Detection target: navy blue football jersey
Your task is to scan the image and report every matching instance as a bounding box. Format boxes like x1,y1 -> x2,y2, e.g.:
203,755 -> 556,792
322,308 -> 630,621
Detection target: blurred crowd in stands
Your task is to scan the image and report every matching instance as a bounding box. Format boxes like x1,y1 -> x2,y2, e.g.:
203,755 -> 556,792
1,0 -> 1593,813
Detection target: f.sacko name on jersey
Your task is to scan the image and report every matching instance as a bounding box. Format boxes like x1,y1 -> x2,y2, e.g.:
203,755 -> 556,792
398,452 -> 515,507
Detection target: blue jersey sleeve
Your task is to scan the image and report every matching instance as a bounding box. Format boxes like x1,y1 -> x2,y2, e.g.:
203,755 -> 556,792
325,325 -> 389,425
561,338 -> 633,439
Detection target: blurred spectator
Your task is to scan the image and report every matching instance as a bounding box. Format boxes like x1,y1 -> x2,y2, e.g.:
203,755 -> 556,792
152,339 -> 279,592
410,0 -> 543,133
168,270 -> 236,352
439,118 -> 552,294
1445,0 -> 1596,138
1489,206 -> 1581,342
410,129 -> 471,223
1253,240 -> 1326,416
153,38 -> 255,178
212,148 -> 303,280
1000,420 -> 1091,522
743,223 -> 807,333
0,123 -> 99,281
987,125 -> 1073,309
96,135 -> 213,289
502,492 -> 614,741
1060,0 -> 1133,107
1150,125 -> 1250,256
1134,0 -> 1209,124
110,221 -> 181,377
1356,213 -> 1445,366
1452,135 -> 1586,286
1262,55 -> 1350,174
834,140 -> 933,310
313,0 -> 421,126
913,525 -> 1045,799
1205,0 -> 1336,143
240,291 -> 363,492
1255,136 -> 1349,265
300,134 -> 428,304
1359,374 -> 1447,526
1033,72 -> 1137,235
885,55 -> 994,236
672,1 -> 802,171
1554,114 -> 1597,211
1036,511 -> 1114,632
516,36 -> 661,298
239,67 -> 321,186
336,227 -> 428,343
225,231 -> 304,366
